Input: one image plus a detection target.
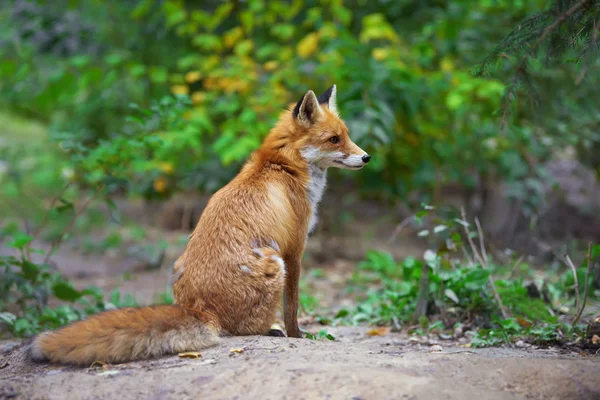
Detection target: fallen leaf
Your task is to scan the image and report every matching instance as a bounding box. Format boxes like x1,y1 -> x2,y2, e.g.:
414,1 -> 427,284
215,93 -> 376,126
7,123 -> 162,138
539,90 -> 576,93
88,360 -> 109,370
367,327 -> 391,336
516,317 -> 532,328
429,345 -> 443,352
592,335 -> 600,345
97,370 -> 120,377
229,348 -> 244,354
178,352 -> 202,359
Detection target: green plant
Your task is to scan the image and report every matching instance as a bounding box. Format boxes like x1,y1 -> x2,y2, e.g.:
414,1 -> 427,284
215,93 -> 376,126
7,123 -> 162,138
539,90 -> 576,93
336,205 -> 597,347
305,329 -> 335,341
0,232 -> 108,337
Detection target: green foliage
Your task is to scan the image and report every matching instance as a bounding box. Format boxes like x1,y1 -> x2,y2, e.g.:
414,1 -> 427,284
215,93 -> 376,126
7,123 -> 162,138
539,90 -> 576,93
305,329 -> 335,341
341,247 -> 592,346
343,251 -> 499,326
0,234 -> 106,337
334,205 -> 596,347
0,227 -> 143,337
5,0 -> 595,203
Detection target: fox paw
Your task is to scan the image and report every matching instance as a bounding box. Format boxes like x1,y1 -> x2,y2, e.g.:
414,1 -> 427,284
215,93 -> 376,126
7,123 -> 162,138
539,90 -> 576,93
266,323 -> 286,337
266,328 -> 286,337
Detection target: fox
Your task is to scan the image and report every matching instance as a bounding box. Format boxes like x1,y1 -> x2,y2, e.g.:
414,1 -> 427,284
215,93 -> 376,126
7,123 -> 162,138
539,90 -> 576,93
27,84 -> 370,366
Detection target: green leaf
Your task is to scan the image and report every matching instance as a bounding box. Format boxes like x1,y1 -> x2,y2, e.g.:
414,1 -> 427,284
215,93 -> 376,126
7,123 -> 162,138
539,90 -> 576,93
8,232 -> 33,250
464,269 -> 491,290
21,260 -> 39,281
591,244 -> 600,260
0,312 -> 17,326
444,288 -> 460,304
14,318 -> 32,335
52,281 -> 83,302
56,198 -> 74,214
433,225 -> 447,234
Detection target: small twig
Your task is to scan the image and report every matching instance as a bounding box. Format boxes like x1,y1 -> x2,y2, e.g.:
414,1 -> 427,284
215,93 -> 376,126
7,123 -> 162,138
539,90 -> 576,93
460,207 -> 509,319
572,242 -> 592,326
388,214 -> 416,244
564,254 -> 581,315
461,246 -> 474,267
509,255 -> 525,279
460,208 -> 485,267
32,183 -> 71,239
42,185 -> 105,265
475,217 -> 489,266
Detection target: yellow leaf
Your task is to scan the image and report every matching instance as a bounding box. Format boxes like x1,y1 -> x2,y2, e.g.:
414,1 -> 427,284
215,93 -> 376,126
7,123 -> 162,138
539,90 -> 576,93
372,48 -> 390,61
366,327 -> 391,336
263,61 -> 279,72
592,335 -> 600,345
185,71 -> 202,83
153,176 -> 168,193
440,57 -> 455,73
224,27 -> 244,48
171,85 -> 189,95
229,347 -> 244,354
297,32 -> 320,59
178,352 -> 202,359
157,162 -> 174,174
234,39 -> 254,56
191,91 -> 206,104
203,55 -> 220,72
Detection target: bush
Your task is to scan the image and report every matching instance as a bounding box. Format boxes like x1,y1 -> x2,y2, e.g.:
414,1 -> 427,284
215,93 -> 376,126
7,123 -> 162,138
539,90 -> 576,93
4,0 -> 598,206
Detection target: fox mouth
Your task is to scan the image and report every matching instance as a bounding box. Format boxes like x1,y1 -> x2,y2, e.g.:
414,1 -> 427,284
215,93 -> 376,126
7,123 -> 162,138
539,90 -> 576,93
333,160 -> 364,170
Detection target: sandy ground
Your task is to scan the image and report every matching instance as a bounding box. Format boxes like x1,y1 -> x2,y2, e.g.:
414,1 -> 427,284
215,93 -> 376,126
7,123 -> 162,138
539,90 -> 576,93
2,198 -> 600,399
1,326 -> 599,400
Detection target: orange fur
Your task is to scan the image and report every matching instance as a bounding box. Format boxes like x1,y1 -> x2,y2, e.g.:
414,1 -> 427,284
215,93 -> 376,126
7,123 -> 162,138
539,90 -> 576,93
29,85 -> 368,365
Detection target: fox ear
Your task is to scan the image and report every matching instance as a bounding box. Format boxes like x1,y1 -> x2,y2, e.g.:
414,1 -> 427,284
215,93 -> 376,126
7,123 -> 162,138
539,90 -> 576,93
293,90 -> 323,126
317,84 -> 338,115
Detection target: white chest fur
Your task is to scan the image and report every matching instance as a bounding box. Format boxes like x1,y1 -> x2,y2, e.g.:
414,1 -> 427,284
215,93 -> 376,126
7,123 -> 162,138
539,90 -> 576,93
306,165 -> 327,234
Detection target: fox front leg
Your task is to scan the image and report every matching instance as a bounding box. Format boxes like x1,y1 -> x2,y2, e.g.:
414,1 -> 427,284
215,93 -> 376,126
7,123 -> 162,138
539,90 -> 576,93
283,255 -> 301,338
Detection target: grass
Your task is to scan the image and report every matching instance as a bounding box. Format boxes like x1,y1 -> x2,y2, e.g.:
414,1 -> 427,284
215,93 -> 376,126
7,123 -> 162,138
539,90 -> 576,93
303,247 -> 596,348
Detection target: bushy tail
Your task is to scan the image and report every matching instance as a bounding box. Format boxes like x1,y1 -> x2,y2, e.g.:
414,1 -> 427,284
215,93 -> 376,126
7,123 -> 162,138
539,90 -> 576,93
27,305 -> 219,366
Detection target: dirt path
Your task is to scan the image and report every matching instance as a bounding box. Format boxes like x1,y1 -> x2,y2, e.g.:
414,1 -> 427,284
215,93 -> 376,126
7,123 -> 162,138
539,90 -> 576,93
1,326 -> 599,400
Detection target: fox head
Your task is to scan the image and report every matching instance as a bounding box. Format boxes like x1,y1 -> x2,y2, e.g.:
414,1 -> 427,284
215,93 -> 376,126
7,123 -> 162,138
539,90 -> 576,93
265,85 -> 370,171
292,85 -> 370,170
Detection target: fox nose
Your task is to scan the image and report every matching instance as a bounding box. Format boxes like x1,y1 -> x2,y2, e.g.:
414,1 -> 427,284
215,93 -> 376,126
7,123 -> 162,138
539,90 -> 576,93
362,154 -> 371,164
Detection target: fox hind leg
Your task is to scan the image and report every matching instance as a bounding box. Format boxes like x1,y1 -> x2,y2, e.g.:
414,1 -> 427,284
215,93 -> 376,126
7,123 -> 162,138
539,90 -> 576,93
232,243 -> 286,336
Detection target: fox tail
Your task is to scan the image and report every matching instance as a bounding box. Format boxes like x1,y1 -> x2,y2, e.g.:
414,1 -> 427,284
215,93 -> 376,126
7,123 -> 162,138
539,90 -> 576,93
27,305 -> 219,366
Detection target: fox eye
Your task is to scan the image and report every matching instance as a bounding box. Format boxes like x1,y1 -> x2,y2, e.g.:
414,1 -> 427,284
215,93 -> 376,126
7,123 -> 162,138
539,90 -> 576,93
329,136 -> 340,144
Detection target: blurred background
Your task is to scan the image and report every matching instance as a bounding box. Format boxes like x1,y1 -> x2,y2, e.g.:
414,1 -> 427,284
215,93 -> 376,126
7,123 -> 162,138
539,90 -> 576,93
0,1 -> 599,343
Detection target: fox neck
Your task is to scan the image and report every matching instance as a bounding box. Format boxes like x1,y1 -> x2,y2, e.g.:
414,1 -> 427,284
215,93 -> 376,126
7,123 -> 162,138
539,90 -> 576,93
259,113 -> 329,234
261,143 -> 328,235
305,162 -> 327,234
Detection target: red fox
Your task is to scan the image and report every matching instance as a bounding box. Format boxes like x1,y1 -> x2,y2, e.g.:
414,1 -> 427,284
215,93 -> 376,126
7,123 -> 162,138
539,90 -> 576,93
28,85 -> 370,365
